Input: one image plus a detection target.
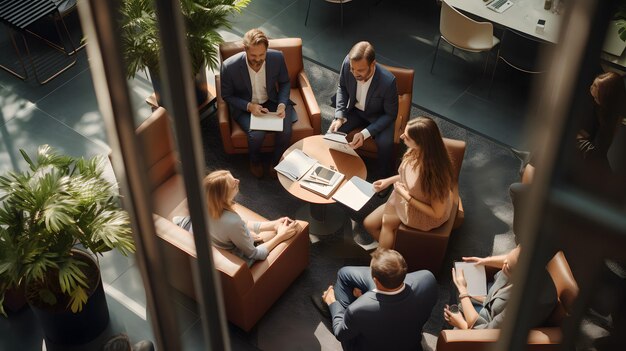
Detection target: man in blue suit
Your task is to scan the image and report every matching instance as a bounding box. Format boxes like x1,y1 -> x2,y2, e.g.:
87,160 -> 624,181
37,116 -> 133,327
329,41 -> 398,178
312,248 -> 438,351
220,29 -> 295,178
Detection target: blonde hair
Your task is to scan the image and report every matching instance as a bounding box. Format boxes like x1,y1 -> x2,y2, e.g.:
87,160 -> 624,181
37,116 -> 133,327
402,117 -> 453,201
243,28 -> 269,49
203,170 -> 235,219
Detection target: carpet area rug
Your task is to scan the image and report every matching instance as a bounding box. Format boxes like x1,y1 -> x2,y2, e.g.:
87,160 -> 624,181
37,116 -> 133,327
200,58 -> 521,350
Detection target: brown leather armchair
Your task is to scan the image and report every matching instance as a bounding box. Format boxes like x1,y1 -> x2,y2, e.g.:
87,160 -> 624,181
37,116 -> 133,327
436,251 -> 579,351
392,138 -> 466,274
137,107 -> 311,331
216,38 -> 321,154
345,64 -> 414,160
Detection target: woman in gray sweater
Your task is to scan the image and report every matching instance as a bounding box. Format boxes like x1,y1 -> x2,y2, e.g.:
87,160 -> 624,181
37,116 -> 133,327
175,170 -> 300,266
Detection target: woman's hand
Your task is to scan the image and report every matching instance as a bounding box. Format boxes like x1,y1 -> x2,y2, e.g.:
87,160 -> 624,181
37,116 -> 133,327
393,182 -> 411,201
271,217 -> 290,231
451,267 -> 468,295
462,256 -> 489,266
276,219 -> 299,241
372,178 -> 391,192
444,305 -> 469,329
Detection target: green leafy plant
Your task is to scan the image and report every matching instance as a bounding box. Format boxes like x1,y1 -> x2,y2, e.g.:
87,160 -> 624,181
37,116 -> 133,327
615,2 -> 626,41
121,0 -> 250,79
0,146 -> 134,316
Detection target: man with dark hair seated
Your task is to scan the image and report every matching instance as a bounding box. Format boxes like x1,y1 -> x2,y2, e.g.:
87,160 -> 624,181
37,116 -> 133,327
312,248 -> 437,351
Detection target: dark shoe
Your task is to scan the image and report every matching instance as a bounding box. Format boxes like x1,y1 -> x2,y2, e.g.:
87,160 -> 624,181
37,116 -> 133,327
510,147 -> 531,163
353,231 -> 374,246
510,148 -> 531,177
311,295 -> 331,319
376,186 -> 392,198
250,162 -> 264,179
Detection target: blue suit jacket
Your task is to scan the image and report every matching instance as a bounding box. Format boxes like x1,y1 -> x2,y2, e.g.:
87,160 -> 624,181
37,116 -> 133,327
220,49 -> 296,122
329,270 -> 438,351
335,55 -> 398,137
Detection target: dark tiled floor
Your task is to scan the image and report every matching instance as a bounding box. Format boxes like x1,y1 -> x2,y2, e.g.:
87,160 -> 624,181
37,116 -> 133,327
0,0 -> 544,350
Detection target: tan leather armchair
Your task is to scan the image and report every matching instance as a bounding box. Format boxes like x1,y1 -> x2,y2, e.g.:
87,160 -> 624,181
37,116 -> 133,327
436,251 -> 579,351
137,107 -> 311,331
345,64 -> 414,160
216,38 -> 321,154
392,138 -> 466,274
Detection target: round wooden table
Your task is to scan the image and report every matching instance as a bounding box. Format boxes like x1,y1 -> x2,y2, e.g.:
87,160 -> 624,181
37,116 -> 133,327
278,135 -> 367,235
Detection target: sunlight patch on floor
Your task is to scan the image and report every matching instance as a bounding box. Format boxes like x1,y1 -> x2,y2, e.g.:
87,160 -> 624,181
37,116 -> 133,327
103,282 -> 147,321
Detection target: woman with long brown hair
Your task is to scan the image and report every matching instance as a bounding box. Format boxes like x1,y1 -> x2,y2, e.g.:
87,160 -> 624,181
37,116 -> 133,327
364,116 -> 454,249
175,170 -> 300,266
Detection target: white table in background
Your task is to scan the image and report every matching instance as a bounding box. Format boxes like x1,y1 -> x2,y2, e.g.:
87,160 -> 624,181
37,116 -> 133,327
445,0 -> 562,43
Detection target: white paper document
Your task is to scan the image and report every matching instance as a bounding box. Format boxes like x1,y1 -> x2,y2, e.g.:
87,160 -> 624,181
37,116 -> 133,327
300,165 -> 345,198
250,112 -> 283,131
332,177 -> 375,211
323,132 -> 359,157
273,149 -> 317,181
454,262 -> 487,297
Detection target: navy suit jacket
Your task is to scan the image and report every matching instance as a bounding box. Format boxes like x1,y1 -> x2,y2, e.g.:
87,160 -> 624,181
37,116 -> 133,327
220,49 -> 296,122
329,270 -> 438,351
335,55 -> 398,137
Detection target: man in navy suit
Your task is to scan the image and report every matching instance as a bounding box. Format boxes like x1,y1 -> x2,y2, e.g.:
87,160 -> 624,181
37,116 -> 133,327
329,41 -> 398,178
220,29 -> 295,178
312,248 -> 438,351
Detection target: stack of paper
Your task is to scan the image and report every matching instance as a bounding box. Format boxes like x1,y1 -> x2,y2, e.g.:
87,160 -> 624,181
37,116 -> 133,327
323,132 -> 358,157
250,112 -> 283,131
274,149 -> 317,181
300,165 -> 344,198
333,177 -> 375,211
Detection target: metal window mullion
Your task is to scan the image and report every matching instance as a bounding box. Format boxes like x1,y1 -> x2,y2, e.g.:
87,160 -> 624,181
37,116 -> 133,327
153,1 -> 230,350
493,0 -> 619,350
77,1 -> 183,350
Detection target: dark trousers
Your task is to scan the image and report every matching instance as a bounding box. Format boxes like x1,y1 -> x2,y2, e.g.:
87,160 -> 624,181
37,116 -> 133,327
234,100 -> 293,165
338,109 -> 395,178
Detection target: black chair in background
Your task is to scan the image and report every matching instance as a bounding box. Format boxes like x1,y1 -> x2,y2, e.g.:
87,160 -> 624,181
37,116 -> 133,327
0,0 -> 78,84
489,29 -> 554,94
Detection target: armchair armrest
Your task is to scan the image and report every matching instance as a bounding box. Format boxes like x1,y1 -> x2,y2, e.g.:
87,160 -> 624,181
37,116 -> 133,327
153,214 -> 254,295
215,74 -> 235,154
393,114 -> 406,143
437,328 -> 562,351
297,71 -> 321,134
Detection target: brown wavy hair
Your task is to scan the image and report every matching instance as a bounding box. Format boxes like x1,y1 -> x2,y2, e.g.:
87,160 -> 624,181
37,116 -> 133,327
402,116 -> 453,201
203,170 -> 235,219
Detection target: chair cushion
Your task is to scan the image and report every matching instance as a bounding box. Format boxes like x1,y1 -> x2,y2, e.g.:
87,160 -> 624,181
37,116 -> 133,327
230,89 -> 315,149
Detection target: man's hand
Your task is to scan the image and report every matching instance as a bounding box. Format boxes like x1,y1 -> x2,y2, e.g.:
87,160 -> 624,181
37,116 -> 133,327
352,288 -> 363,298
328,119 -> 344,133
451,267 -> 468,295
349,132 -> 364,149
323,285 -> 336,305
248,103 -> 269,116
276,104 -> 286,118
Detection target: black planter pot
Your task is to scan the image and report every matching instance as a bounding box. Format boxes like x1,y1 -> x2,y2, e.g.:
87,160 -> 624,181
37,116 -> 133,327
29,253 -> 110,346
150,68 -> 208,107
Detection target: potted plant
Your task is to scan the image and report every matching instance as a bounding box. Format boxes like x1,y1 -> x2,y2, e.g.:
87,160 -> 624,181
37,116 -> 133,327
0,145 -> 135,346
121,0 -> 249,105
